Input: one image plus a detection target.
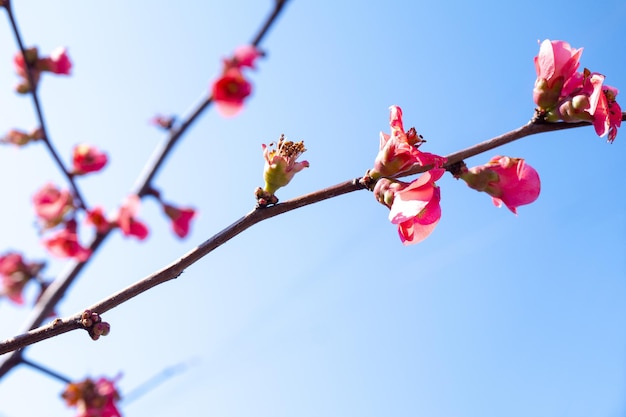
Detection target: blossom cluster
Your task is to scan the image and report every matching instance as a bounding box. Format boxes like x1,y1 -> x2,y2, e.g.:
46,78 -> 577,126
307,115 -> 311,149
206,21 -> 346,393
62,376 -> 122,417
366,106 -> 541,245
533,39 -> 621,142
13,46 -> 72,93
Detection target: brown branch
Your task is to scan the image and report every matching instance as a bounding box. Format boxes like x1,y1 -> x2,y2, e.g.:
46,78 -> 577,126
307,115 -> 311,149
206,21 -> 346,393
3,115 -> 619,355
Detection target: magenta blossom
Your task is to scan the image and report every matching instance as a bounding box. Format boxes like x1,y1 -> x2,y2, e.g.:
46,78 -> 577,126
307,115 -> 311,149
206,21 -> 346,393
212,68 -> 253,117
556,69 -> 621,141
42,220 -> 91,261
458,156 -> 540,214
0,252 -> 45,305
162,204 -> 196,238
62,376 -> 122,417
374,168 -> 445,245
533,39 -> 583,110
39,47 -> 72,75
370,106 -> 446,179
115,195 -> 149,240
32,183 -> 74,229
72,144 -> 108,175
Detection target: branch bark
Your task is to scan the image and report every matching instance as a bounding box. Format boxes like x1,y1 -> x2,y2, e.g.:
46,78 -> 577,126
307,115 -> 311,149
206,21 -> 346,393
4,115 -> 621,356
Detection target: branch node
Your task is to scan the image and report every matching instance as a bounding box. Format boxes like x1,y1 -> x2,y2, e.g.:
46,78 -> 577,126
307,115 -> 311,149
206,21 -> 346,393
80,310 -> 111,341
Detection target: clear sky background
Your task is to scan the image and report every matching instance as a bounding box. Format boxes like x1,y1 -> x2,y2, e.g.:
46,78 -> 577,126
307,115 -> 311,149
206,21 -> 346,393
0,1 -> 625,416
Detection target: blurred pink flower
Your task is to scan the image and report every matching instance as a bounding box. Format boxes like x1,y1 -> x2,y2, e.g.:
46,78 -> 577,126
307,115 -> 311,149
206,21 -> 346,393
116,195 -> 149,240
212,68 -> 253,117
460,156 -> 541,214
42,220 -> 91,261
162,204 -> 196,238
32,183 -> 74,228
62,376 -> 122,417
86,207 -> 112,234
39,47 -> 72,75
72,144 -> 108,175
0,252 -> 44,305
211,45 -> 261,117
231,45 -> 262,69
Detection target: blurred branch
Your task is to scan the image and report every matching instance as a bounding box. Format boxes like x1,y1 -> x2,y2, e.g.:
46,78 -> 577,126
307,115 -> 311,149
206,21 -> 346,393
2,3 -> 87,210
2,115 -> 619,355
134,0 -> 290,196
0,0 -> 291,378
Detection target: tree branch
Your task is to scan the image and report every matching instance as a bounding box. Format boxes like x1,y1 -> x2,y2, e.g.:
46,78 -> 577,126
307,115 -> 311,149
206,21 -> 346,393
3,115 -> 620,356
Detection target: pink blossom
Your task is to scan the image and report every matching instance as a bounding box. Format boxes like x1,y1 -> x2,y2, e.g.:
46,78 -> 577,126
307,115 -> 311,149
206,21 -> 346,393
261,134 -> 309,195
533,39 -> 582,110
62,376 -> 122,417
460,156 -> 541,214
232,45 -> 262,69
557,70 -> 621,141
594,85 -> 622,143
162,204 -> 196,238
39,47 -> 72,75
86,207 -> 112,234
211,68 -> 253,117
116,195 -> 149,240
374,169 -> 445,245
370,106 -> 446,179
72,144 -> 108,175
0,252 -> 44,305
13,47 -> 41,92
32,183 -> 74,228
42,220 -> 91,261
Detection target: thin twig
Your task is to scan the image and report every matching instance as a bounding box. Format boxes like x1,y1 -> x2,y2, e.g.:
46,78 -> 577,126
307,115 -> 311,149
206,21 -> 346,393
20,356 -> 73,383
2,115 -> 621,355
2,3 -> 87,210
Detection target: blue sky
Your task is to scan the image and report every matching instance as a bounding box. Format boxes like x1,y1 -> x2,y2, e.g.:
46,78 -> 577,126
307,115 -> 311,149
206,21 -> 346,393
0,1 -> 625,417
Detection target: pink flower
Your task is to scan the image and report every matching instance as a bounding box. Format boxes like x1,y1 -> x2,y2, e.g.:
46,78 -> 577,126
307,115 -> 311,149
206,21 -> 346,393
211,45 -> 261,117
13,47 -> 38,78
62,376 -> 122,417
39,47 -> 72,75
0,252 -> 45,305
86,207 -> 112,234
594,85 -> 622,143
162,204 -> 196,238
556,69 -> 621,141
42,220 -> 91,261
370,106 -> 446,179
212,68 -> 253,117
261,134 -> 309,195
374,169 -> 445,245
533,39 -> 583,110
32,183 -> 74,228
460,156 -> 541,214
116,195 -> 149,240
231,45 -> 262,69
72,144 -> 108,175
13,47 -> 41,93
